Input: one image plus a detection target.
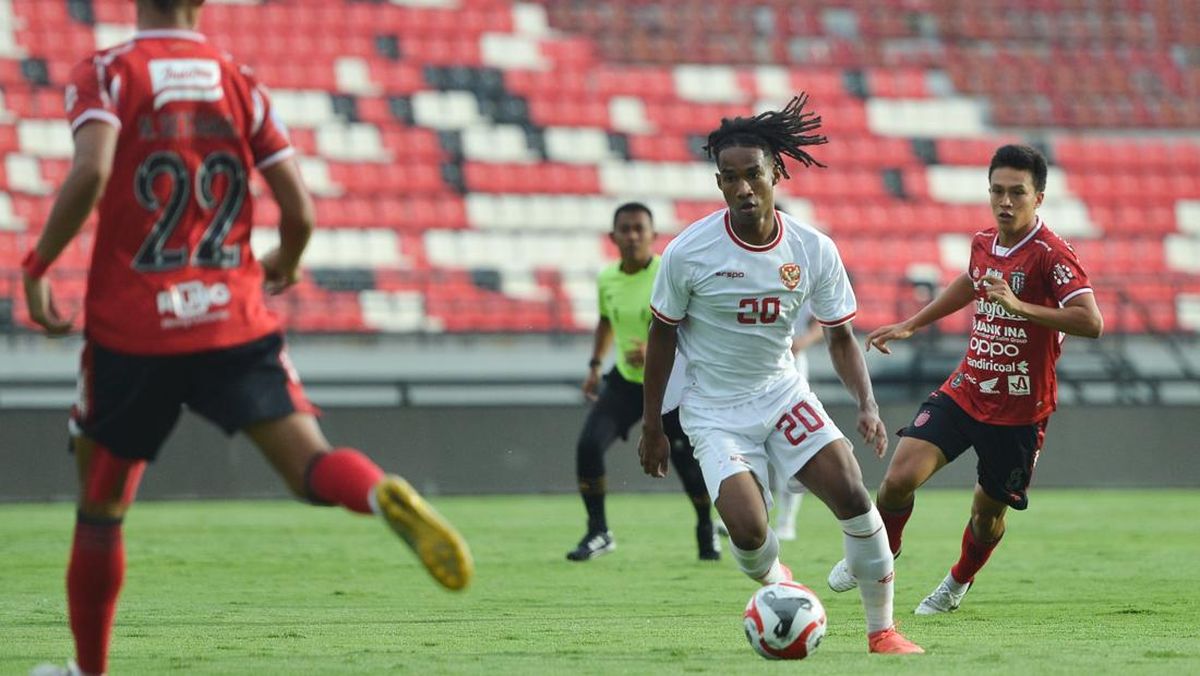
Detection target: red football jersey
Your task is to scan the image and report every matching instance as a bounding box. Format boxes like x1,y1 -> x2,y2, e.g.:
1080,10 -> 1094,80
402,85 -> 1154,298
65,29 -> 293,355
939,218 -> 1093,425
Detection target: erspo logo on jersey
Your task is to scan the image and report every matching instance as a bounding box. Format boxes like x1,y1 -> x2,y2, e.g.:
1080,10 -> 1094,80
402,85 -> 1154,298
149,59 -> 223,110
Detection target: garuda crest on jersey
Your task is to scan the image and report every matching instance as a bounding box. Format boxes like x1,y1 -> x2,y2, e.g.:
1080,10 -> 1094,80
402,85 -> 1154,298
779,263 -> 801,290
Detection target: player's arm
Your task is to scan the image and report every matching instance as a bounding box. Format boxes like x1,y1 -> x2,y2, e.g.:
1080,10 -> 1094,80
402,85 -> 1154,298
582,316 -> 614,401
638,317 -> 677,477
866,273 -> 975,354
23,121 -> 118,333
258,158 -> 315,294
980,276 -> 1103,338
825,322 -> 888,458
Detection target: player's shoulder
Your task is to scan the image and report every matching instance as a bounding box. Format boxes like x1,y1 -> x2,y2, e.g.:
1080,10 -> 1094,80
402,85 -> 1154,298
72,38 -> 139,73
779,211 -> 834,248
1030,220 -> 1075,255
662,208 -> 726,258
76,32 -> 240,77
969,227 -> 997,252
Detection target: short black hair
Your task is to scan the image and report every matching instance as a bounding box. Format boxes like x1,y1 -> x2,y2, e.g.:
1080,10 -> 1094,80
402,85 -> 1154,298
612,202 -> 653,227
703,93 -> 828,179
989,144 -> 1048,192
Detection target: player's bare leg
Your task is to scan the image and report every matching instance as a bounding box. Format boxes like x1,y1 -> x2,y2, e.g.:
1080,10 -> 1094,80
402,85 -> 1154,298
829,437 -> 947,593
39,436 -> 148,676
917,484 -> 1006,615
245,414 -> 473,590
877,437 -> 948,548
800,438 -> 923,654
716,473 -> 790,584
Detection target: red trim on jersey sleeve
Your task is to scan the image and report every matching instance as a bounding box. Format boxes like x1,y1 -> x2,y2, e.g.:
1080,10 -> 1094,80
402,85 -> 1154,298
816,311 -> 856,327
650,305 -> 683,325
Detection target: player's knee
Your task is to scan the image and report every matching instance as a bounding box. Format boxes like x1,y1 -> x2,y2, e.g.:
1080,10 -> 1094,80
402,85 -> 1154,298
970,508 -> 1005,540
829,483 -> 873,520
879,471 -> 920,504
727,521 -> 768,551
79,443 -> 146,517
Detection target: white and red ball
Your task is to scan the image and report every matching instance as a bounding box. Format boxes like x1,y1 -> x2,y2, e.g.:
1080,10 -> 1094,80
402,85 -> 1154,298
743,581 -> 827,660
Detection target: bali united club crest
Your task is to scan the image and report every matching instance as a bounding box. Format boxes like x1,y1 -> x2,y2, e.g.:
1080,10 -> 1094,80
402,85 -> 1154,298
779,263 -> 801,290
1010,271 -> 1025,296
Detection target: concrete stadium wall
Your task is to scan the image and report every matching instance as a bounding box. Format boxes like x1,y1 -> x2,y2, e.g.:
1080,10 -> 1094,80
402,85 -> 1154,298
3,402 -> 1198,503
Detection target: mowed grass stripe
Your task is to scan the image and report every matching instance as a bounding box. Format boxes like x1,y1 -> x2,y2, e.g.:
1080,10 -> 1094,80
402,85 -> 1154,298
2,490 -> 1198,674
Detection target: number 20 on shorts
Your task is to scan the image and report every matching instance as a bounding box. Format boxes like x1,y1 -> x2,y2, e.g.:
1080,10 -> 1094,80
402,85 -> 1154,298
776,400 -> 825,446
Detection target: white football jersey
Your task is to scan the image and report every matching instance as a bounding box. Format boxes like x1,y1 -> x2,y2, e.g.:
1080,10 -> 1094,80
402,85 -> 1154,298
651,209 -> 856,402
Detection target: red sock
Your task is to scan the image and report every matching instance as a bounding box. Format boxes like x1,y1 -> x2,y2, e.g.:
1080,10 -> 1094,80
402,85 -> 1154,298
306,448 -> 385,514
68,518 -> 125,675
950,522 -> 1002,584
878,502 -> 913,556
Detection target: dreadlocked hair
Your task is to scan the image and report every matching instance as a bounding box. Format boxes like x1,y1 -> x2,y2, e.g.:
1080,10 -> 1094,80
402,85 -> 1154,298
703,93 -> 828,179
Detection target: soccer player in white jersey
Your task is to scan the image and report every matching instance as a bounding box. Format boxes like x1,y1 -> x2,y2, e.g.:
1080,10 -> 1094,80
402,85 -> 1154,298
637,95 -> 923,654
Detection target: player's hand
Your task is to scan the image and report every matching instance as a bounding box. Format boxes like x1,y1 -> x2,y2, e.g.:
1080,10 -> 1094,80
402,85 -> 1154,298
637,427 -> 670,478
260,247 -> 301,295
865,321 -> 914,354
980,275 -> 1024,315
23,274 -> 73,335
582,368 -> 601,402
624,340 -> 646,368
857,405 -> 889,459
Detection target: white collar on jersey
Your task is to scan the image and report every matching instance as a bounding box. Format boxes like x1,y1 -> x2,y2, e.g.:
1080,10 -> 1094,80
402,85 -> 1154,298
992,216 -> 1043,257
134,29 -> 207,42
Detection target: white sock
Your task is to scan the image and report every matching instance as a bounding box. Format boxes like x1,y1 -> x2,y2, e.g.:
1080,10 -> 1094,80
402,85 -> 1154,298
731,529 -> 784,583
840,506 -> 894,634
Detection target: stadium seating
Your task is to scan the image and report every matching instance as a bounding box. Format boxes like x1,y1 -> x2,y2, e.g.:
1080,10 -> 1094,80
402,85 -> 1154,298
0,0 -> 1197,334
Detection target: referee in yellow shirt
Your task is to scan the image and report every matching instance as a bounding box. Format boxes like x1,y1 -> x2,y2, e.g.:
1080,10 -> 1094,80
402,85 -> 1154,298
566,203 -> 719,562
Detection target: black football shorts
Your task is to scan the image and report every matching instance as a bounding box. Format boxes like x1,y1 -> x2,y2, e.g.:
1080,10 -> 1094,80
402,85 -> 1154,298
898,391 -> 1047,510
71,332 -> 315,461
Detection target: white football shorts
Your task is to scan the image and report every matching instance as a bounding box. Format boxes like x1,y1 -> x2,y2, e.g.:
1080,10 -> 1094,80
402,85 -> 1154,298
679,373 -> 844,510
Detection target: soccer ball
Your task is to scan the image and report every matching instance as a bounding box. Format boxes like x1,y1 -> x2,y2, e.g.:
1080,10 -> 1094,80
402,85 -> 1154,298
743,581 -> 827,660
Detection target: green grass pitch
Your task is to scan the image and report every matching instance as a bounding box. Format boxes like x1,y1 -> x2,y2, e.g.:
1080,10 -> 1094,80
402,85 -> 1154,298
3,490 -> 1198,674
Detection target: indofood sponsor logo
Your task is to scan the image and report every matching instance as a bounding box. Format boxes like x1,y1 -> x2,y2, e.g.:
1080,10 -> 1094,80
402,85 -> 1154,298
976,298 -> 1026,322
